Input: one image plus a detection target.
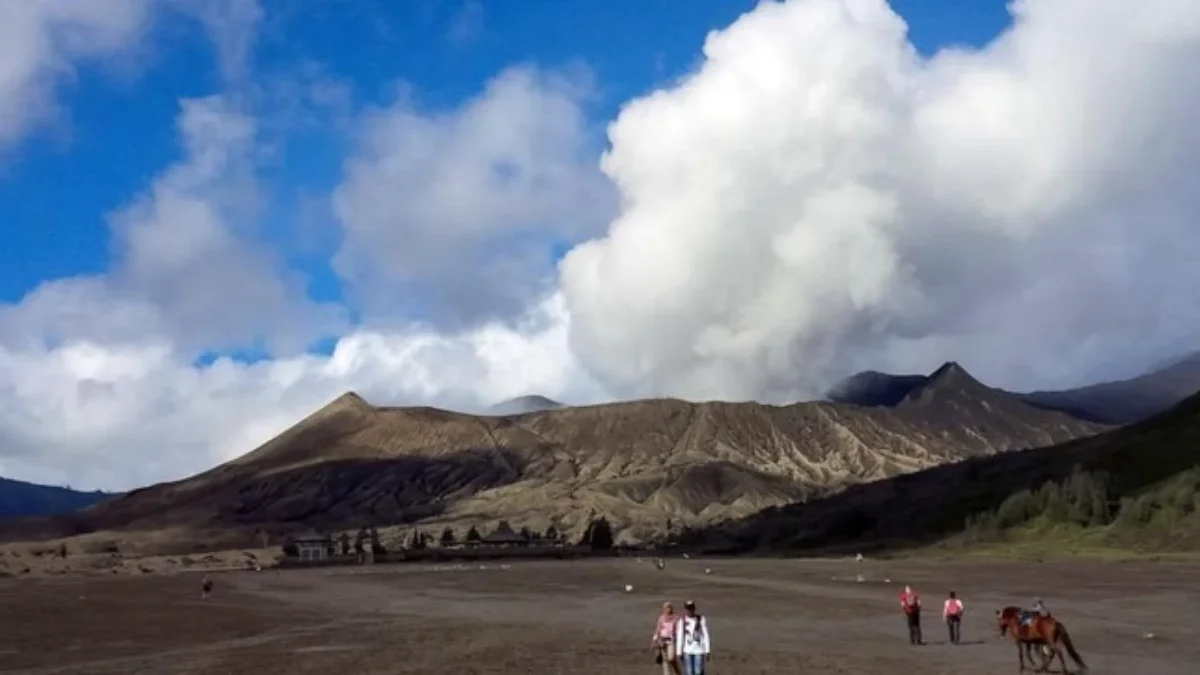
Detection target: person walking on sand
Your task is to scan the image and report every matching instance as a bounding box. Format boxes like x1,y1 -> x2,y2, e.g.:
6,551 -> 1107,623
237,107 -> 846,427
674,600 -> 710,675
900,585 -> 922,645
650,602 -> 682,675
943,591 -> 964,644
201,575 -> 213,600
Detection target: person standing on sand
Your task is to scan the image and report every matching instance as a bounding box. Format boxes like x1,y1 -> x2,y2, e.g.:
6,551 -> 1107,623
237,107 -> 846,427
943,591 -> 964,644
900,585 -> 922,645
674,600 -> 710,675
201,575 -> 213,600
650,602 -> 682,675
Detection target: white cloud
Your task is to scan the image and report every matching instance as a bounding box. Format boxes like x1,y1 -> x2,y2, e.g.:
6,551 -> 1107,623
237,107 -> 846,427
332,65 -> 615,326
0,293 -> 597,489
5,0 -> 1200,492
0,0 -> 152,148
108,96 -> 346,354
1,96 -> 345,357
560,0 -> 1200,400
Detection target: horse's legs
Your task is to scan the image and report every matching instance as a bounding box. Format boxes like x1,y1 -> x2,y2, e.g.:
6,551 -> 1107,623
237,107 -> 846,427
1049,643 -> 1070,675
1017,641 -> 1027,672
1030,645 -> 1047,673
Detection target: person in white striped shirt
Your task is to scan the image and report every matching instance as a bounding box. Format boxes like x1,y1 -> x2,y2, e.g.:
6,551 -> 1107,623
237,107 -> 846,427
674,600 -> 711,675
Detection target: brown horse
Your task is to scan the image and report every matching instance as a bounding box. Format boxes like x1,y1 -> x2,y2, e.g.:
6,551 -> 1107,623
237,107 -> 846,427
996,606 -> 1088,674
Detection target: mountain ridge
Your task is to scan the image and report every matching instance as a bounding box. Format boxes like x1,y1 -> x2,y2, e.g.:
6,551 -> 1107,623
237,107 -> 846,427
0,477 -> 116,521
0,362 -> 1105,551
827,351 -> 1200,425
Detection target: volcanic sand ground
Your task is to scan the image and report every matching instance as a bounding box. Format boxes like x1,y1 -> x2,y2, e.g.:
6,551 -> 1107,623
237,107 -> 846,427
2,557 -> 1198,674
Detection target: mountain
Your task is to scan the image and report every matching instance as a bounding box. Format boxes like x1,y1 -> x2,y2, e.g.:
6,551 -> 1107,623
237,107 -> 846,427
826,351 -> 1200,425
1018,351 -> 1200,424
825,370 -> 927,407
486,394 -> 564,415
0,364 -> 1104,551
724,385 -> 1200,554
0,477 -> 114,521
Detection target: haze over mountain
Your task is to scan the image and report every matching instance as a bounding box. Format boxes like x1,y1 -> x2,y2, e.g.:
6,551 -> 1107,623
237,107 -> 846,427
828,351 -> 1200,425
1018,351 -> 1200,424
486,395 -> 565,416
0,363 -> 1104,550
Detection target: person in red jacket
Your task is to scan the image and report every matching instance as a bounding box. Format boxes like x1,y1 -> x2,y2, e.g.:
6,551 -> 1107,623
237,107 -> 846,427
943,591 -> 964,644
900,585 -> 922,645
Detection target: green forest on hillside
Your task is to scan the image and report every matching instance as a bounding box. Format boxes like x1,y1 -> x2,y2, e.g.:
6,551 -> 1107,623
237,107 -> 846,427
961,466 -> 1200,551
957,391 -> 1200,552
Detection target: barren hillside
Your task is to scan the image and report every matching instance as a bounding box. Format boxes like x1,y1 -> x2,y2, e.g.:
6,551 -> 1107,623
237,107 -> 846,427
1,363 -> 1105,549
722,385 -> 1200,554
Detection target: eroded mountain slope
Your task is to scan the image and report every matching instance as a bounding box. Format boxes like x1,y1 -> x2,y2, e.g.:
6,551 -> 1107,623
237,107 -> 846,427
5,364 -> 1106,547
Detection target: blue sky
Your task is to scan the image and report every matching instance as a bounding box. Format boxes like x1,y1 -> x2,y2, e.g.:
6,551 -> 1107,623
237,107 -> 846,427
0,0 -> 1012,322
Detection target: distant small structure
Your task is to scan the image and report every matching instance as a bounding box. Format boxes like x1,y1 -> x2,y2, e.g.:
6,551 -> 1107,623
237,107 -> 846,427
479,521 -> 530,547
290,532 -> 334,563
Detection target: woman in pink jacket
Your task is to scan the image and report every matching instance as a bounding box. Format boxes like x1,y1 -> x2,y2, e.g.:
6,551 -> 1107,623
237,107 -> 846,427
650,601 -> 682,675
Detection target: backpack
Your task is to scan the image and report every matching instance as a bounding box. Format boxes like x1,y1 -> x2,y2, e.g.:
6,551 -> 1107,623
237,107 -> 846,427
681,615 -> 706,645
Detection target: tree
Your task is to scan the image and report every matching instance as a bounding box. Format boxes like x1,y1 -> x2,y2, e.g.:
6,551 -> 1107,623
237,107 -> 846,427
466,525 -> 482,543
581,516 -> 614,550
408,529 -> 426,550
369,527 -> 386,556
519,526 -> 533,541
994,489 -> 1037,529
339,532 -> 351,556
545,524 -> 558,542
440,527 -> 456,547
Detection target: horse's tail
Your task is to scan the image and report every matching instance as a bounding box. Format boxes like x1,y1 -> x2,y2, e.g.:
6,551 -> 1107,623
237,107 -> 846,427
1057,622 -> 1087,671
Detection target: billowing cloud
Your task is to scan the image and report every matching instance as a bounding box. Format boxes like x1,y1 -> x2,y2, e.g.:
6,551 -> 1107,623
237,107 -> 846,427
561,0 -> 1200,401
332,65 -> 615,326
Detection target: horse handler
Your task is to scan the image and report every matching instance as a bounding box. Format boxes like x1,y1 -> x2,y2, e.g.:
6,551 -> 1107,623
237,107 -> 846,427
900,585 -> 922,645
